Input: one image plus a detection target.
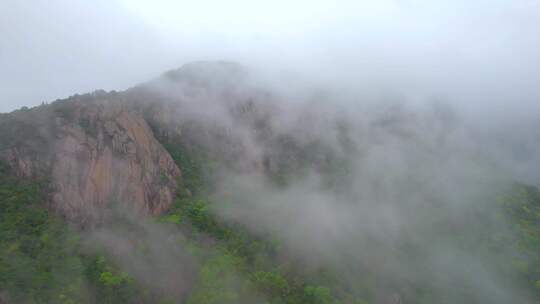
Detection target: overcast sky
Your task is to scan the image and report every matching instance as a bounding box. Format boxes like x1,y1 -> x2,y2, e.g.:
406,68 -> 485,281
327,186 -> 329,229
1,0 -> 540,115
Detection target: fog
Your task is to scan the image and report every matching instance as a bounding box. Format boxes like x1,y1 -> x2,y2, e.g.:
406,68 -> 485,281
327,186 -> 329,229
2,0 -> 540,117
100,57 -> 538,302
3,0 -> 540,303
83,212 -> 198,300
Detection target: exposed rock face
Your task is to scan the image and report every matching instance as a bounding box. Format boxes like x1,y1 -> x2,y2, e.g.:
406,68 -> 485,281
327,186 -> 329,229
0,98 -> 181,224
0,61 -> 326,223
51,101 -> 181,223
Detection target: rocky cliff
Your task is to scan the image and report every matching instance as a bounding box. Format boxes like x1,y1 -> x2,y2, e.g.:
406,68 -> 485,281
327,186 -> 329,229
0,95 -> 181,225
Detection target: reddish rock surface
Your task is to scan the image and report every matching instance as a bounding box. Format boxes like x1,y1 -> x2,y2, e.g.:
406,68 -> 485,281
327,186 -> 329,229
1,99 -> 181,224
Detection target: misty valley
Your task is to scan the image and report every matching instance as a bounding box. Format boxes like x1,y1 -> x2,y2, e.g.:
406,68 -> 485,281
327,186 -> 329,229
1,62 -> 540,304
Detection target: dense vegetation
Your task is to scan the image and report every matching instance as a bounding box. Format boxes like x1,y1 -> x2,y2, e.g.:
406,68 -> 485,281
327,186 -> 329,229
2,136 -> 540,303
500,184 -> 540,296
161,138 -> 540,303
0,161 -> 145,303
162,141 -> 346,304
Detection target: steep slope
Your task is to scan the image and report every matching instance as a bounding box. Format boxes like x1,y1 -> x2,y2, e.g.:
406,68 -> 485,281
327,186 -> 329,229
0,61 -> 268,224
0,95 -> 180,224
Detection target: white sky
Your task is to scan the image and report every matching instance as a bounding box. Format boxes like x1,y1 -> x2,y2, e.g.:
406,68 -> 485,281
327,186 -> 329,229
1,0 -> 540,115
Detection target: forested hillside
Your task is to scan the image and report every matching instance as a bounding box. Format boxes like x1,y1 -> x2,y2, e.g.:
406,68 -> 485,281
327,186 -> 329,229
1,62 -> 540,303
2,138 -> 540,303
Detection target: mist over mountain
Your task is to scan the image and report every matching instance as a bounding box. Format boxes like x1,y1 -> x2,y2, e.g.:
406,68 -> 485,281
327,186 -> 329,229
2,1 -> 540,303
0,61 -> 539,303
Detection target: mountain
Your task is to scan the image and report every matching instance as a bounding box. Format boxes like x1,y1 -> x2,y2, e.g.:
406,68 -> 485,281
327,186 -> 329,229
0,62 -> 255,221
0,61 -> 336,224
1,61 -> 540,304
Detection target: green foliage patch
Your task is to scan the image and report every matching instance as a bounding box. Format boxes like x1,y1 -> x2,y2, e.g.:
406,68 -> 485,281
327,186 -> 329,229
0,162 -> 143,303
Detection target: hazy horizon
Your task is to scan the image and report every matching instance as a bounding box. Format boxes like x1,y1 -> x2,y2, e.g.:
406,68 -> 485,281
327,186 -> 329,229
2,0 -> 540,118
